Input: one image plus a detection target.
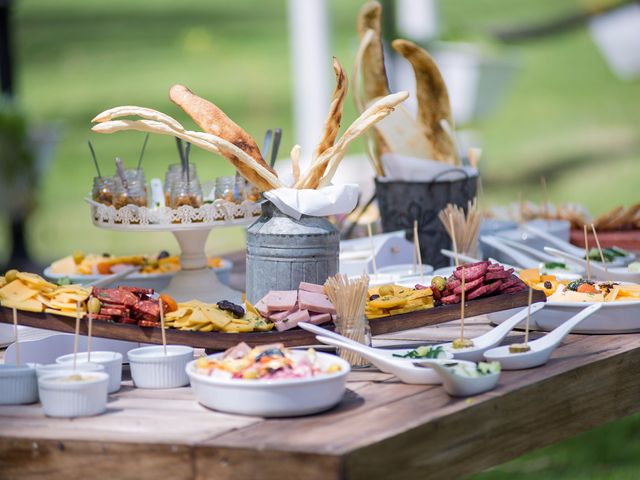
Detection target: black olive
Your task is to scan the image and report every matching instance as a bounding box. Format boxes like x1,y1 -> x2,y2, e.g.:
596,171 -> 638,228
102,253 -> 111,258
544,281 -> 553,289
157,250 -> 170,260
369,294 -> 380,301
217,300 -> 245,318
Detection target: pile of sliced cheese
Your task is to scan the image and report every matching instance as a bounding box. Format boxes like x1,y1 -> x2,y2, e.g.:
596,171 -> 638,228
165,300 -> 274,333
0,272 -> 89,317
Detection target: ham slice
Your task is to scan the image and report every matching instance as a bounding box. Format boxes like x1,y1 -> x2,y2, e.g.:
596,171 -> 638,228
274,309 -> 310,332
269,305 -> 298,321
265,290 -> 298,311
254,298 -> 270,317
299,282 -> 325,294
298,290 -> 336,314
309,312 -> 332,325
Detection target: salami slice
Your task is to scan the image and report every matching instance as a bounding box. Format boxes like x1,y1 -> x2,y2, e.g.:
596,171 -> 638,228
467,280 -> 502,300
441,293 -> 461,304
499,277 -> 520,291
453,263 -> 489,282
447,279 -> 461,290
453,276 -> 484,294
455,261 -> 489,270
485,268 -> 514,281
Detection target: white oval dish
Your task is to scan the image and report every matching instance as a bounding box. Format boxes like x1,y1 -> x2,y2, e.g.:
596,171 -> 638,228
127,345 -> 193,389
56,351 -> 123,393
37,362 -> 105,378
0,364 -> 39,405
186,351 -> 350,417
38,372 -> 109,418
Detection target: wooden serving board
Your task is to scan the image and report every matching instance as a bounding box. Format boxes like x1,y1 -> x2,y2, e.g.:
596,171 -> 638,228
0,289 -> 545,350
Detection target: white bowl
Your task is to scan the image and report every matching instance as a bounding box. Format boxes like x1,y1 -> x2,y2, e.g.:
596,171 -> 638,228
186,351 -> 350,417
37,362 -> 105,378
127,345 -> 193,389
56,351 -> 123,393
0,364 -> 39,405
38,372 -> 109,418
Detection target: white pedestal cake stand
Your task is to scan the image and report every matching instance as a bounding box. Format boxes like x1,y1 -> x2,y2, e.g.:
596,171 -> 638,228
89,201 -> 260,304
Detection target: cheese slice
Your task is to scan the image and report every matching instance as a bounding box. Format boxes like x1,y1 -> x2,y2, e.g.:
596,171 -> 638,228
2,298 -> 43,313
45,308 -> 84,318
0,280 -> 39,303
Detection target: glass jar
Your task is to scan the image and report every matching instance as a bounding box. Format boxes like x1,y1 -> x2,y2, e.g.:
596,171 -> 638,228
244,182 -> 261,203
335,317 -> 371,369
164,163 -> 197,206
215,175 -> 245,203
112,175 -> 147,209
169,176 -> 203,209
92,176 -> 114,206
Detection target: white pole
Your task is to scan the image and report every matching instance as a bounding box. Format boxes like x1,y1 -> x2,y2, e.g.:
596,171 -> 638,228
287,0 -> 330,166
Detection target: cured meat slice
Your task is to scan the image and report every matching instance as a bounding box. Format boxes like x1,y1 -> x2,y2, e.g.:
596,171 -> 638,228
308,312 -> 332,325
298,290 -> 336,314
453,276 -> 484,294
485,268 -> 514,281
118,286 -> 154,296
446,279 -> 461,290
441,293 -> 461,304
499,277 -> 521,291
453,263 -> 489,281
299,282 -> 325,294
274,309 -> 310,332
455,261 -> 489,269
254,298 -> 270,317
265,290 -> 298,311
269,305 -> 298,321
467,280 -> 502,300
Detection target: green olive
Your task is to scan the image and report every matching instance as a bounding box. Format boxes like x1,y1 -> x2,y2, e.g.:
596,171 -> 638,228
378,285 -> 394,296
4,269 -> 18,283
87,297 -> 102,314
431,276 -> 446,292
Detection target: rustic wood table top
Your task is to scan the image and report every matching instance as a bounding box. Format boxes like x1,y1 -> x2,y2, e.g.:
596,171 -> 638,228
1,312 -> 639,480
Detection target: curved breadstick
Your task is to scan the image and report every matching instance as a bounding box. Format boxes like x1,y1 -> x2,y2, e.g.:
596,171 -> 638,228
357,1 -> 390,102
353,28 -> 375,115
290,145 -> 301,184
391,39 -> 459,165
313,57 -> 348,159
296,91 -> 409,189
169,84 -> 274,174
92,106 -> 185,132
92,119 -> 283,191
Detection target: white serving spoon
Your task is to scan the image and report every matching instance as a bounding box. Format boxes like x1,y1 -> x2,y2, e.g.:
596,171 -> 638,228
480,236 -> 540,269
413,359 -> 501,397
440,249 -> 482,265
523,224 -> 634,266
483,303 -> 603,370
495,236 -> 561,263
544,247 -> 640,283
314,335 -> 467,385
437,302 -> 546,361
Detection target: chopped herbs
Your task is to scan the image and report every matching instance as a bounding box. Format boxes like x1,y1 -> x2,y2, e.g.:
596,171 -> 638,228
393,345 -> 446,359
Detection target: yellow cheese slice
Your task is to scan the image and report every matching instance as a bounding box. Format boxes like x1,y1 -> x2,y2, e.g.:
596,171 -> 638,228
45,308 -> 85,318
2,298 -> 43,312
0,280 -> 39,303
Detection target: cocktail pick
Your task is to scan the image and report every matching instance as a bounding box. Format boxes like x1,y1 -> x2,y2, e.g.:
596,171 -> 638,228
12,307 -> 20,365
508,284 -> 533,353
87,298 -> 94,363
159,298 -> 167,356
590,223 -> 609,281
584,224 -> 591,282
88,140 -> 102,178
73,301 -> 82,371
448,213 -> 459,267
136,133 -> 150,171
413,220 -> 424,283
367,223 -> 377,274
460,271 -> 466,342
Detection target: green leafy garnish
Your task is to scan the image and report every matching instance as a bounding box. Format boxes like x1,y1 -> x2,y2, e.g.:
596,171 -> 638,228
393,345 -> 445,359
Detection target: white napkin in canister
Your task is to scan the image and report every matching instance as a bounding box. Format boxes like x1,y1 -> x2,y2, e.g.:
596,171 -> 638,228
378,153 -> 478,182
263,184 -> 360,220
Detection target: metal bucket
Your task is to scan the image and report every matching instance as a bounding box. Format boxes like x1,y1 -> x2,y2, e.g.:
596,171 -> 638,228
246,202 -> 339,303
375,169 -> 478,269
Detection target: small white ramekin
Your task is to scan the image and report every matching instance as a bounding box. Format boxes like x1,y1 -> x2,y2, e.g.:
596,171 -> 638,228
38,372 -> 109,418
0,364 -> 39,405
127,345 -> 194,389
37,362 -> 105,378
56,351 -> 123,393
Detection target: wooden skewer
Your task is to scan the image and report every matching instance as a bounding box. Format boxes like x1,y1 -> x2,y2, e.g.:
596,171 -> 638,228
460,270 -> 466,341
87,306 -> 93,364
413,220 -> 424,283
160,298 -> 167,356
448,213 -> 459,267
584,224 -> 591,282
12,307 -> 20,366
524,285 -> 533,345
590,223 -> 609,281
367,223 -> 377,275
73,301 -> 82,371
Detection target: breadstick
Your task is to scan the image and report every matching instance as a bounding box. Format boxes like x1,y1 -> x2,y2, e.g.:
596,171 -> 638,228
313,57 -> 347,159
290,144 -> 301,184
92,106 -> 185,132
357,1 -> 390,102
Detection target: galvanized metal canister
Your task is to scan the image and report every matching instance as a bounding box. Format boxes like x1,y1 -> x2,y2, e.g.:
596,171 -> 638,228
245,202 -> 339,303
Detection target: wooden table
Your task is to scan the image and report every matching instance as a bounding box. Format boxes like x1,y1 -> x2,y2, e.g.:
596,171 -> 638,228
1,314 -> 639,480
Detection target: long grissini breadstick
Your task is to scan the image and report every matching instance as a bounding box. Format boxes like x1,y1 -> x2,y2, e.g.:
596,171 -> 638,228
313,57 -> 348,159
92,106 -> 186,132
299,91 -> 409,189
92,119 -> 284,191
290,144 -> 302,184
352,28 -> 376,115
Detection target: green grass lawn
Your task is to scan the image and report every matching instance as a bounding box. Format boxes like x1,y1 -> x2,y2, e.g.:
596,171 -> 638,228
4,1 -> 640,477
